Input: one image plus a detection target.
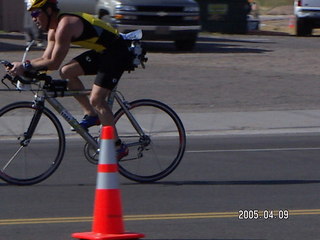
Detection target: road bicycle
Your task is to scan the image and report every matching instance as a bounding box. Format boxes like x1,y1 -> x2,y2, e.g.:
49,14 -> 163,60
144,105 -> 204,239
0,33 -> 186,185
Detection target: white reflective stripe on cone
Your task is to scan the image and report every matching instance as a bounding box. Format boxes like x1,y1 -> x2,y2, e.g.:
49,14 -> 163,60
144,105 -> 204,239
97,172 -> 119,190
99,139 -> 116,165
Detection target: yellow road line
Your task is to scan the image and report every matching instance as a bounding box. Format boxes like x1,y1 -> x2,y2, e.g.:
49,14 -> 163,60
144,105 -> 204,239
0,209 -> 320,226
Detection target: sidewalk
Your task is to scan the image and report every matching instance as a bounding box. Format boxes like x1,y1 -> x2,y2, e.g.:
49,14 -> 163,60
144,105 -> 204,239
66,109 -> 320,137
180,109 -> 320,136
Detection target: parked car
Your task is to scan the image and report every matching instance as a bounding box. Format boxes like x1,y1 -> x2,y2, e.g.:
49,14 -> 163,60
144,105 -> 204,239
58,0 -> 98,15
98,0 -> 200,50
294,0 -> 320,36
59,0 -> 201,50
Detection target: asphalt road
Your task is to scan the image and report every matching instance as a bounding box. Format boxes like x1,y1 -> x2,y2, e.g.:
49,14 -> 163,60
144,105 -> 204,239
1,134 -> 320,240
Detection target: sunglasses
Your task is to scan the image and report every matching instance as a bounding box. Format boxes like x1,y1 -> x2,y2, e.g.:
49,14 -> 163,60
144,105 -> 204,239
31,9 -> 42,18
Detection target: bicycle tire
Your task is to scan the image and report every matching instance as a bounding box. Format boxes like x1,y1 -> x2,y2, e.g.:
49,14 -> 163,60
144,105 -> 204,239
0,101 -> 65,185
114,99 -> 186,182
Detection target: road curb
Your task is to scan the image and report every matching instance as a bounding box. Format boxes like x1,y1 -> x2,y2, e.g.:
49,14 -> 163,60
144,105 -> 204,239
180,109 -> 320,136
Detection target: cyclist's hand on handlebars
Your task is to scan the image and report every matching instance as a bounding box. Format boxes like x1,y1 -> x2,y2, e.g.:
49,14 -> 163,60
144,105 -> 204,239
6,62 -> 24,77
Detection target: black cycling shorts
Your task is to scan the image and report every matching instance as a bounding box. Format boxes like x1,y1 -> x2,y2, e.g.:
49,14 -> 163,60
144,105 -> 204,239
73,39 -> 130,90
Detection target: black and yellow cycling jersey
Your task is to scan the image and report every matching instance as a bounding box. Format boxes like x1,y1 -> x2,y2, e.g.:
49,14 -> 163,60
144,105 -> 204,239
59,12 -> 120,52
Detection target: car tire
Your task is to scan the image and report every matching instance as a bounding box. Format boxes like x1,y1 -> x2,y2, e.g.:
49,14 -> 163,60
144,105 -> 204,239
296,18 -> 312,36
174,38 -> 197,51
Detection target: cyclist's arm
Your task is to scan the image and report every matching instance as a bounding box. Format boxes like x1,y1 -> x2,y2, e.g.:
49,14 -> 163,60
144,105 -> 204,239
30,32 -> 56,65
9,32 -> 57,75
9,16 -> 82,75
31,20 -> 75,70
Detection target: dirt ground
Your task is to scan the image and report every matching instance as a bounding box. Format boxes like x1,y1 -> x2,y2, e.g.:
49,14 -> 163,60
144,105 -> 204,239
261,5 -> 294,15
254,5 -> 320,36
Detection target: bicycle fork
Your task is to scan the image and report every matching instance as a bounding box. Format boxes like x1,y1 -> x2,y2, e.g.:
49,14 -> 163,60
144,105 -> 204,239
2,99 -> 45,172
20,98 -> 45,147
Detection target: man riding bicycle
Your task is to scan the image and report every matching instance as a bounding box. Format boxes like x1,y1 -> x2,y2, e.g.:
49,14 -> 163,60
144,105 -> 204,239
8,0 -> 131,159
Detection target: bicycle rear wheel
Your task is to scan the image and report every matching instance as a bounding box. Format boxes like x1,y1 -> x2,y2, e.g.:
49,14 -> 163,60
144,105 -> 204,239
114,99 -> 186,182
0,101 -> 65,185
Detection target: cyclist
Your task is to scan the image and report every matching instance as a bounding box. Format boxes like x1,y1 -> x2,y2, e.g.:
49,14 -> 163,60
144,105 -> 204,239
8,0 -> 130,159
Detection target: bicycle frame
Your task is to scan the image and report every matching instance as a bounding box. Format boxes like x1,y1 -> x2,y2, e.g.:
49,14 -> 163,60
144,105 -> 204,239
31,87 -> 147,152
46,96 -> 99,149
0,82 -> 148,148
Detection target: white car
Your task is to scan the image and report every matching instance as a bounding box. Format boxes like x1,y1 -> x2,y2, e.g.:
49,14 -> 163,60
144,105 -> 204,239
294,0 -> 320,36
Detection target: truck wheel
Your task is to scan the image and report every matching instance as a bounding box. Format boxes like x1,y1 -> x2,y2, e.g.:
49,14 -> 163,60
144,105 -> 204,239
296,18 -> 312,36
174,38 -> 196,51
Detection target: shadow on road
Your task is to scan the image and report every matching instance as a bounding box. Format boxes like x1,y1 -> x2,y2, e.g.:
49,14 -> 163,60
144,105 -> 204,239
3,179 -> 320,187
0,33 -> 24,40
0,42 -> 26,51
124,179 -> 320,186
2,30 -> 320,54
145,36 -> 272,54
0,33 -> 25,51
0,33 -> 46,52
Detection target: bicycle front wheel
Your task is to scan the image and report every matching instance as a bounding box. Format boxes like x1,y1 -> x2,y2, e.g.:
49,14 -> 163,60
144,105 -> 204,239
114,99 -> 186,182
0,102 -> 65,185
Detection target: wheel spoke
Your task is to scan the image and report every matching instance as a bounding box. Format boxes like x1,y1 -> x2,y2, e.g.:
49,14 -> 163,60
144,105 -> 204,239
2,145 -> 24,172
114,99 -> 186,182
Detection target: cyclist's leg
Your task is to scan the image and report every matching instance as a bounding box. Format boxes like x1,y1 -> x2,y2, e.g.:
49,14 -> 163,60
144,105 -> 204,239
60,51 -> 99,117
90,42 -> 129,136
90,83 -> 122,142
90,85 -> 114,127
90,84 -> 128,160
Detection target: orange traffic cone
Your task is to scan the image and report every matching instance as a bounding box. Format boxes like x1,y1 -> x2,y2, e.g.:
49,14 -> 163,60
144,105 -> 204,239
72,126 -> 145,240
289,16 -> 295,28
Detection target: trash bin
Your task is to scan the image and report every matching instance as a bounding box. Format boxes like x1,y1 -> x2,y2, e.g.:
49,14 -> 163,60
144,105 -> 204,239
196,0 -> 251,34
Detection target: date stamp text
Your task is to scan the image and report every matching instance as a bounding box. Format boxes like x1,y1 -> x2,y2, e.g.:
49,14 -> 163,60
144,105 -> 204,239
238,209 -> 289,220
